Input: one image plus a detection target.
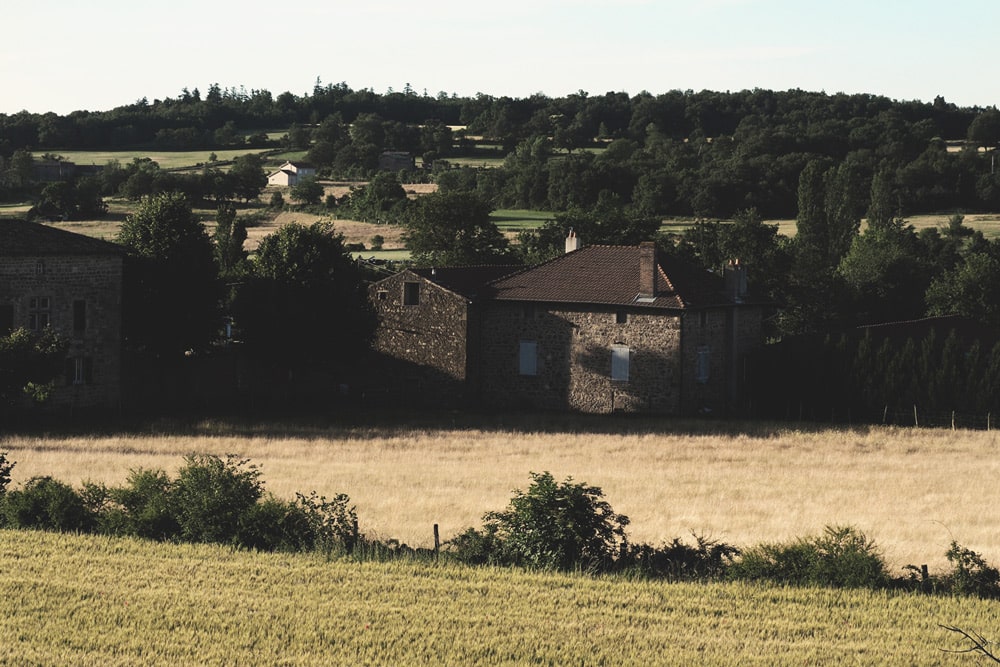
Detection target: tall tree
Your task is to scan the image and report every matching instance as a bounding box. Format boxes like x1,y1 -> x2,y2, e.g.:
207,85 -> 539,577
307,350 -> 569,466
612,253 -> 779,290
116,192 -> 220,355
403,191 -> 511,266
232,222 -> 373,375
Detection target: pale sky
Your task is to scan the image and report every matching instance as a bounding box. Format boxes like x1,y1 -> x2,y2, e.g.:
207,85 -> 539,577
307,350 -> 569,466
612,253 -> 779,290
2,0 -> 998,115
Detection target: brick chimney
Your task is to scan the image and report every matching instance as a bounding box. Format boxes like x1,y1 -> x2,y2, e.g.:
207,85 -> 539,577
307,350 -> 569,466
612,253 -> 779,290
639,241 -> 657,299
565,229 -> 581,254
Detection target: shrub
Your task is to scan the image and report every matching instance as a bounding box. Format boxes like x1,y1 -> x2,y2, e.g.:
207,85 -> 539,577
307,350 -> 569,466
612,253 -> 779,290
622,534 -> 740,581
1,476 -> 93,532
237,496 -> 315,552
294,491 -> 359,554
729,526 -> 888,589
269,191 -> 284,209
447,525 -> 502,566
171,454 -> 263,544
476,471 -> 630,572
0,451 -> 13,495
108,468 -> 180,540
945,541 -> 1000,598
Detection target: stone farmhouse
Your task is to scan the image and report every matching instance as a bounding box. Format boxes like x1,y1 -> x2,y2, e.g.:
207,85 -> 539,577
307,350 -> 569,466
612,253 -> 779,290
368,235 -> 766,415
266,161 -> 316,187
0,221 -> 124,409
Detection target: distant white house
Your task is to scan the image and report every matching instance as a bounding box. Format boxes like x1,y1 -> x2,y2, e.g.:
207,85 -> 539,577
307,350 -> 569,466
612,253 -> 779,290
266,161 -> 317,187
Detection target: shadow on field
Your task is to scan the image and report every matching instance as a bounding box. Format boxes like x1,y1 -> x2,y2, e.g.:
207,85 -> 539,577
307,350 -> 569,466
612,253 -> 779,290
4,406 -> 881,441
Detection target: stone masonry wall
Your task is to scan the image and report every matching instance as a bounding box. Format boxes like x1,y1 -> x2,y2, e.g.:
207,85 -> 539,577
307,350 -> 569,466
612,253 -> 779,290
481,303 -> 684,414
0,253 -> 123,409
368,271 -> 472,405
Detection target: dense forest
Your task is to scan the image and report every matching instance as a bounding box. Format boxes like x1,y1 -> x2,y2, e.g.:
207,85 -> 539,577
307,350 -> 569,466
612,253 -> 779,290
3,82 -> 1000,218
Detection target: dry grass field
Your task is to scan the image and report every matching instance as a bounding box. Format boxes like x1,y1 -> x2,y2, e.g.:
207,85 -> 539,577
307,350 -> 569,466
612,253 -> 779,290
3,419 -> 998,573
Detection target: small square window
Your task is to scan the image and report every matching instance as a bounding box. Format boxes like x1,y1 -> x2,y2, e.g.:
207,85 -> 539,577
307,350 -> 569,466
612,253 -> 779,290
615,310 -> 628,324
377,290 -> 388,301
403,282 -> 421,306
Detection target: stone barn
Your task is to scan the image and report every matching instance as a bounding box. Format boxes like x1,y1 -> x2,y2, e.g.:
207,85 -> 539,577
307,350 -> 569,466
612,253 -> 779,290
481,241 -> 764,415
0,221 -> 124,410
367,237 -> 765,415
367,265 -> 518,406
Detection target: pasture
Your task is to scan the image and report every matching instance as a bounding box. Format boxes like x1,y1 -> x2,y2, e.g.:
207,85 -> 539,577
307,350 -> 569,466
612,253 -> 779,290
1,530 -> 998,665
3,419 -> 998,573
54,148 -> 273,171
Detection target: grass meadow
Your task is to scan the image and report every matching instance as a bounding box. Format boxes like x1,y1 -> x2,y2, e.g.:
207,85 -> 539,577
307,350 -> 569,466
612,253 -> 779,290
3,419 -> 999,573
1,530 -> 999,665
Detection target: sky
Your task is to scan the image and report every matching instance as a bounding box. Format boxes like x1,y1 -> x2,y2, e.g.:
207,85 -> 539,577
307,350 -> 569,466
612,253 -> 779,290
2,0 -> 999,115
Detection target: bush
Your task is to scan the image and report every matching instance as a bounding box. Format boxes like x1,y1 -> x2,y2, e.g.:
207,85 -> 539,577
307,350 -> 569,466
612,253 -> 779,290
294,491 -> 358,554
171,454 -> 263,544
467,471 -> 630,572
728,525 -> 888,589
622,534 -> 740,581
945,541 -> 1000,598
237,496 -> 315,552
1,476 -> 94,531
108,468 -> 179,540
0,451 -> 13,495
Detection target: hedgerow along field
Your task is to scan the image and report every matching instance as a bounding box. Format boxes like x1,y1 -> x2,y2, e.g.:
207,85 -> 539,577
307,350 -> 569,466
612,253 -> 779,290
2,530 -> 999,666
3,418 -> 998,572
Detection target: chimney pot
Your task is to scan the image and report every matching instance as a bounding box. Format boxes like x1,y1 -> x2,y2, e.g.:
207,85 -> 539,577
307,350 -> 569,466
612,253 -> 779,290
565,229 -> 581,254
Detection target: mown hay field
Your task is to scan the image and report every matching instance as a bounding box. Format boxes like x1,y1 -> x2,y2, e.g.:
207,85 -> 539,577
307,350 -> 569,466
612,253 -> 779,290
1,530 -> 998,666
3,420 -> 998,572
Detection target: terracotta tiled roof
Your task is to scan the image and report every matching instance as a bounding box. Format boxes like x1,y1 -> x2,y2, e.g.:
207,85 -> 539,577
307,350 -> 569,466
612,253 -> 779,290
411,265 -> 520,299
487,245 -> 730,310
0,220 -> 124,256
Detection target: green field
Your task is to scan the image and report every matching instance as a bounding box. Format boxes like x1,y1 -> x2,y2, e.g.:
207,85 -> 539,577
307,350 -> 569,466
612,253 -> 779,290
491,208 -> 555,232
1,530 -> 997,665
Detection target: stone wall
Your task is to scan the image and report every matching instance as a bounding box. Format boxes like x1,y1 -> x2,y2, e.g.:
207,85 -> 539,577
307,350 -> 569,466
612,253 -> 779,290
0,253 -> 123,409
367,270 -> 474,406
481,303 -> 685,414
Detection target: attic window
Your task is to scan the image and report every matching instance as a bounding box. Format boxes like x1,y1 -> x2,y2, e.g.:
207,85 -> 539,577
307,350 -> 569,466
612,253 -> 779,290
403,282 -> 420,306
377,290 -> 388,301
615,310 -> 628,324
634,296 -> 655,304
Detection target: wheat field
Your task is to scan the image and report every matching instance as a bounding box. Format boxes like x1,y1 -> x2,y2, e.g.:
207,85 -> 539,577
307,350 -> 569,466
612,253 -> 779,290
3,418 -> 998,572
3,530 -> 1000,666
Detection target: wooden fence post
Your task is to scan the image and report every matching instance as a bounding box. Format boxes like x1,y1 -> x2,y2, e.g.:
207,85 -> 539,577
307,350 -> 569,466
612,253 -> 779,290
433,523 -> 440,558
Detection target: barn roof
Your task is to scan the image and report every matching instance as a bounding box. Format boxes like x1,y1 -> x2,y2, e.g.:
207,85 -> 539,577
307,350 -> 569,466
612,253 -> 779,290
0,220 -> 124,256
487,244 -> 733,310
409,265 -> 520,299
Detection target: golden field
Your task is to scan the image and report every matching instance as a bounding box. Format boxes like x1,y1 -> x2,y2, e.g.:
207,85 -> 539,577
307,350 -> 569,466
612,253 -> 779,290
3,418 -> 998,573
2,530 -> 1000,666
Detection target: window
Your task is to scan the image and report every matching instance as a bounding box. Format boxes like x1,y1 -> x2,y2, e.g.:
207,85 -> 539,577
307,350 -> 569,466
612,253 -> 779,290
519,340 -> 538,376
73,300 -> 86,337
611,344 -> 630,382
403,282 -> 420,306
0,304 -> 12,335
28,296 -> 51,331
376,290 -> 388,301
66,357 -> 93,385
35,260 -> 45,275
696,346 -> 711,384
615,310 -> 628,324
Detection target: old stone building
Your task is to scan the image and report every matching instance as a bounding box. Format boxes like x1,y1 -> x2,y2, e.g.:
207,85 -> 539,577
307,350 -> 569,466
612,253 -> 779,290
0,221 -> 124,409
481,241 -> 763,415
368,238 -> 765,415
367,265 -> 518,406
